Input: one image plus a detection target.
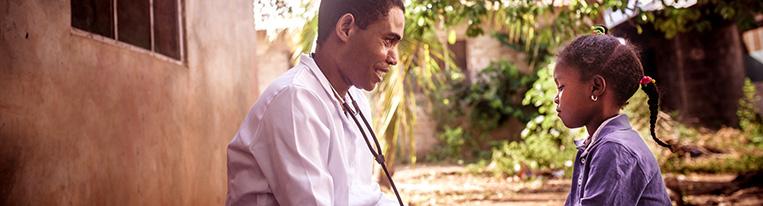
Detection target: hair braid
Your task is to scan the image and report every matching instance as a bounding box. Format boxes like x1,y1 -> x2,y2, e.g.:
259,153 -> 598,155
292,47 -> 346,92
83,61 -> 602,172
640,81 -> 672,150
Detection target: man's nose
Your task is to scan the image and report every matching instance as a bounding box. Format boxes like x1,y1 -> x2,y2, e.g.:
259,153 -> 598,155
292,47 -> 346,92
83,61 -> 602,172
386,49 -> 398,66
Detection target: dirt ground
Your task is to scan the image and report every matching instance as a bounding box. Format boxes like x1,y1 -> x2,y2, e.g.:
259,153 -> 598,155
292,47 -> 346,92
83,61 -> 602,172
390,164 -> 763,206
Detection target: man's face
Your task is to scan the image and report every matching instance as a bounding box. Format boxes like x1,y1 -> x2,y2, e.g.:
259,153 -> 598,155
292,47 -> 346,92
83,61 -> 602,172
340,7 -> 405,91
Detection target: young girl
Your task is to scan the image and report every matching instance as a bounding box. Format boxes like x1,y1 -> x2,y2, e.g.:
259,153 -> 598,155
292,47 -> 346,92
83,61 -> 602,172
555,26 -> 672,205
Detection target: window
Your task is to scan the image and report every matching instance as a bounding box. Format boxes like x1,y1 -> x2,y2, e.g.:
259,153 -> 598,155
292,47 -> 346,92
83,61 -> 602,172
72,0 -> 183,60
448,40 -> 468,71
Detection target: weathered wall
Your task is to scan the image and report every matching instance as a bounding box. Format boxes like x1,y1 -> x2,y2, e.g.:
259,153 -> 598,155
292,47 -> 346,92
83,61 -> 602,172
466,35 -> 532,79
254,30 -> 292,94
398,29 -> 535,159
0,0 -> 258,205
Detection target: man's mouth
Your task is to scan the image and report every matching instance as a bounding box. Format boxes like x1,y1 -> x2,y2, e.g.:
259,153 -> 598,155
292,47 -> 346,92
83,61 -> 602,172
374,68 -> 389,80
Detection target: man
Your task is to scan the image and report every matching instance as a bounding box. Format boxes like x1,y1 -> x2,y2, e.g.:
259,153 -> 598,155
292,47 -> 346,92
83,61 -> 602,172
226,0 -> 405,205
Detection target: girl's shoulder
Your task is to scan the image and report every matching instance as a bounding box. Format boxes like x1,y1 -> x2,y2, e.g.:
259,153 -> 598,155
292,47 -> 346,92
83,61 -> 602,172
596,129 -> 651,156
592,129 -> 662,172
598,129 -> 643,147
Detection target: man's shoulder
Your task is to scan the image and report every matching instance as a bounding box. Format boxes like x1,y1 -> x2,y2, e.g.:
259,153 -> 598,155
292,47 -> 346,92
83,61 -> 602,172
252,65 -> 328,114
261,65 -> 323,99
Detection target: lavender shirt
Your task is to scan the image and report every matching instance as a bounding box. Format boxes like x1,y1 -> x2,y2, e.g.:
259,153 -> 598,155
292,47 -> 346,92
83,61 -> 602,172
564,115 -> 671,206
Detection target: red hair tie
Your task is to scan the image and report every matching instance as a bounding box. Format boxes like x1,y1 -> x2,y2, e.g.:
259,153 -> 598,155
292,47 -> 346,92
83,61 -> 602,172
640,76 -> 655,85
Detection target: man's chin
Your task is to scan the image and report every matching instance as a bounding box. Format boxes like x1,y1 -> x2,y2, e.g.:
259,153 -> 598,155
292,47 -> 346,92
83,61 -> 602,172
361,85 -> 375,91
358,83 -> 377,91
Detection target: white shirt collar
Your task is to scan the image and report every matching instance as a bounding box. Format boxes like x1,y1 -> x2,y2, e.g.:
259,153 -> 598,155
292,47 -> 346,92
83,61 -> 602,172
299,54 -> 356,116
299,54 -> 332,96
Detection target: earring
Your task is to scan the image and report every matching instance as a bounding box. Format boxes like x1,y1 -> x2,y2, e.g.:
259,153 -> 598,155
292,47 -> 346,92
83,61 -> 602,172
591,95 -> 598,102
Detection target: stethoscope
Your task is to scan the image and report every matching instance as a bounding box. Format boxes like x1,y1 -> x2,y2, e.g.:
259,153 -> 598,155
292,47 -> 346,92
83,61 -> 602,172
307,54 -> 405,205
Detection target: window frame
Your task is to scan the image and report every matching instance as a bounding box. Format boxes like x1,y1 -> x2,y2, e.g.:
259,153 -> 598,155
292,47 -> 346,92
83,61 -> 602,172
70,0 -> 186,65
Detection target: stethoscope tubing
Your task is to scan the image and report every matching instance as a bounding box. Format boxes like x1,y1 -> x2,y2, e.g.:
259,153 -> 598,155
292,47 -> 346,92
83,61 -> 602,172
344,93 -> 404,206
303,55 -> 405,205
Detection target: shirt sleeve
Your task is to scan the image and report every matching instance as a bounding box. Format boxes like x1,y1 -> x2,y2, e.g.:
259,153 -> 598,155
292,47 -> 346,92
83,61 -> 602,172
250,86 -> 335,206
581,142 -> 648,205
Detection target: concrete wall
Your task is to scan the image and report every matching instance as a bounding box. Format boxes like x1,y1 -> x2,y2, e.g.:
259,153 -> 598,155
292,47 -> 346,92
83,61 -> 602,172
254,30 -> 293,94
466,34 -> 532,79
0,0 -> 258,205
402,28 -> 535,158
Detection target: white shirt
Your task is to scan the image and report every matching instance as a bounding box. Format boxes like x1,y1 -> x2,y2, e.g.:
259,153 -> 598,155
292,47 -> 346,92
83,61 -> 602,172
226,54 -> 396,206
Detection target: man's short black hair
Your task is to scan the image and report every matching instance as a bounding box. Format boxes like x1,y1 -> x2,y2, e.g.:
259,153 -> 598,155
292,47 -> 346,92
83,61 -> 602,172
316,0 -> 405,45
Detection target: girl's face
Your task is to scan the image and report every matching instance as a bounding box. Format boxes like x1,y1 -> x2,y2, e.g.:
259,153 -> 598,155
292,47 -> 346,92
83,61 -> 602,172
553,63 -> 595,129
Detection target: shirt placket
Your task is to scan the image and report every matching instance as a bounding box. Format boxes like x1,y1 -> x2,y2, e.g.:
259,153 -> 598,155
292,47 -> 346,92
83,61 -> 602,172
576,156 -> 586,206
576,143 -> 591,206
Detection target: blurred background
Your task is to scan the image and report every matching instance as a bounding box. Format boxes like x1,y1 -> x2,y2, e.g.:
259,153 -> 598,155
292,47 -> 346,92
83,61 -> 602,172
1,0 -> 762,205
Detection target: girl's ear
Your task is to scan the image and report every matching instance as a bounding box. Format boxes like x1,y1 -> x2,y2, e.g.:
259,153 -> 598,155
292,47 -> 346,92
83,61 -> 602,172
335,13 -> 356,43
591,75 -> 607,97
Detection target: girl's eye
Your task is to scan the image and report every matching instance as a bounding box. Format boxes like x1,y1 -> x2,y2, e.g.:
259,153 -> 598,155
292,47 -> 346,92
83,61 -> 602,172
384,39 -> 392,46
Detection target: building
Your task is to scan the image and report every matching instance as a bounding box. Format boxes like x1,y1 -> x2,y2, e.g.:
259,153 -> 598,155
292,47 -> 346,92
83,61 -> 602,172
0,0 -> 258,205
605,0 -> 761,129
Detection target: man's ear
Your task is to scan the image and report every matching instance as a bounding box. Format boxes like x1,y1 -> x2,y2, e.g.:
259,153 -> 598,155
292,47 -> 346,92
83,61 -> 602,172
592,75 -> 607,97
335,13 -> 355,43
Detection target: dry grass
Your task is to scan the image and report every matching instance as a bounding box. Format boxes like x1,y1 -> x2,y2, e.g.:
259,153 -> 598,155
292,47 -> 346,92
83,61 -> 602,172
390,165 -> 568,206
388,164 -> 763,206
